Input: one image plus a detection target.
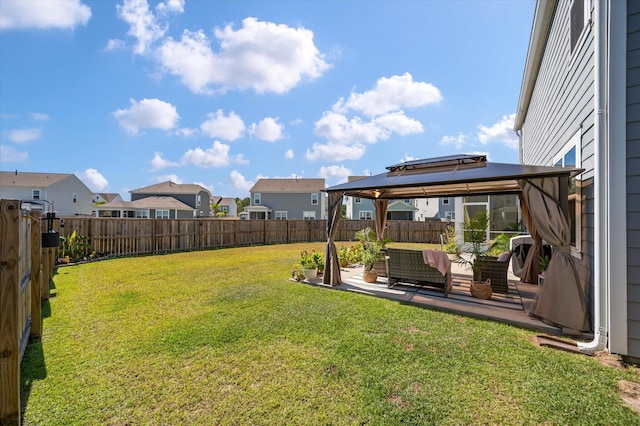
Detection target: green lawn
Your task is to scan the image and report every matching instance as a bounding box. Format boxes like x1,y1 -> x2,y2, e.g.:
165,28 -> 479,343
21,243 -> 640,425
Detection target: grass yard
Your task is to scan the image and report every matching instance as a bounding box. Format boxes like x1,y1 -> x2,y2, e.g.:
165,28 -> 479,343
21,243 -> 640,425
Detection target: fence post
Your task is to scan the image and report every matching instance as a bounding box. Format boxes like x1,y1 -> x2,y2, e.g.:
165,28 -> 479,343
30,214 -> 42,338
0,200 -> 21,425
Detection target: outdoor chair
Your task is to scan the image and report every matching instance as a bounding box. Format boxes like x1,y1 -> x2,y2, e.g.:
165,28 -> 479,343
387,248 -> 452,296
473,252 -> 512,294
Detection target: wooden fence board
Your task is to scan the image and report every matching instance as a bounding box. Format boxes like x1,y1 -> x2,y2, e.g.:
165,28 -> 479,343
45,217 -> 448,257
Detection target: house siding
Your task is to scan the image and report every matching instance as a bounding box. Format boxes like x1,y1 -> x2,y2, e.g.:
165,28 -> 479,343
627,0 -> 640,358
259,192 -> 324,219
519,0 -> 595,326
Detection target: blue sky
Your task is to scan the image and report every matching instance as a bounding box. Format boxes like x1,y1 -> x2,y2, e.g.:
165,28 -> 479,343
0,0 -> 535,200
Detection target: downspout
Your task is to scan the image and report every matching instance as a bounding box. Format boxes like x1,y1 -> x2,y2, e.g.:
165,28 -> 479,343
578,0 -> 608,354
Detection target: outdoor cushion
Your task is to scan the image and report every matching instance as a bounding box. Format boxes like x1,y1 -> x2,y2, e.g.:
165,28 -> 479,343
497,251 -> 511,262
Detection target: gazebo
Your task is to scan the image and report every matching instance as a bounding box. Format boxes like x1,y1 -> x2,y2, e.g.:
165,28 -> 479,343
322,154 -> 590,332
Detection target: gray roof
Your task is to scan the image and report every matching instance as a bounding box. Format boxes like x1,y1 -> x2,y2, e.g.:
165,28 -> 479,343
130,181 -> 209,195
0,171 -> 72,187
211,196 -> 236,206
97,193 -> 121,202
324,155 -> 582,199
96,196 -> 194,211
250,178 -> 325,193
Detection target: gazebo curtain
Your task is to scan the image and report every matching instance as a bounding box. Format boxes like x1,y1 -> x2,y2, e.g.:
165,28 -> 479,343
517,192 -> 543,284
323,191 -> 344,286
374,199 -> 389,241
520,178 -> 590,332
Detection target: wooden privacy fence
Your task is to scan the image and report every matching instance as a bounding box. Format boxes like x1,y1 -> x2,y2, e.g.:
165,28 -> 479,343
50,217 -> 449,257
1,200 -> 55,425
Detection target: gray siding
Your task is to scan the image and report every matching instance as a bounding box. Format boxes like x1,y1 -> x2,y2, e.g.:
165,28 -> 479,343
519,0 -> 595,325
628,0 -> 640,358
260,192 -> 324,219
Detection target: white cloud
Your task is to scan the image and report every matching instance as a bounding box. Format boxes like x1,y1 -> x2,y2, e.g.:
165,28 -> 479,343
0,0 -> 91,30
113,98 -> 179,135
440,132 -> 468,149
284,149 -> 294,159
399,154 -> 417,163
333,73 -> 442,117
0,145 -> 28,162
193,181 -> 213,194
158,17 -> 330,94
116,0 -> 167,55
314,112 -> 386,145
175,127 -> 197,137
228,170 -> 254,192
305,142 -> 366,162
7,128 -> 41,143
156,174 -> 183,184
232,153 -> 249,165
29,112 -> 50,122
248,117 -> 284,142
156,0 -> 185,14
319,165 -> 352,183
200,110 -> 245,141
78,168 -> 108,192
373,111 -> 423,136
180,140 -> 230,168
477,113 -> 518,149
150,151 -> 180,170
104,38 -> 126,51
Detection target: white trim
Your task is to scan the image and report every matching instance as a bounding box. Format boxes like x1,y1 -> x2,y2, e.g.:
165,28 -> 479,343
275,210 -> 288,220
311,193 -> 319,205
253,193 -> 261,205
359,210 -> 373,220
302,210 -> 316,220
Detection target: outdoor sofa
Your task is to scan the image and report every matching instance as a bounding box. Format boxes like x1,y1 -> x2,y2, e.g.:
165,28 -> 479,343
386,248 -> 452,296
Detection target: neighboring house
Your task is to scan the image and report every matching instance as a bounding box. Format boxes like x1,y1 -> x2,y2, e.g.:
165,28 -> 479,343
438,197 -> 455,221
0,171 -> 95,216
247,178 -> 325,220
514,1 -> 634,359
130,181 -> 212,217
93,193 -> 123,204
414,197 -> 440,221
211,196 -> 238,217
345,176 -> 417,220
94,196 -> 196,218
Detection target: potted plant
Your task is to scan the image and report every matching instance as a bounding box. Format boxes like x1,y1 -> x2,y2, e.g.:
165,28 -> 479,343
443,224 -> 461,261
360,243 -> 382,283
454,210 -> 492,299
539,254 -> 550,275
299,250 -> 322,280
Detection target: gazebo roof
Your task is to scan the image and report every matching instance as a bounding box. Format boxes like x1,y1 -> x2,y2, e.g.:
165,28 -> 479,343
324,154 -> 582,199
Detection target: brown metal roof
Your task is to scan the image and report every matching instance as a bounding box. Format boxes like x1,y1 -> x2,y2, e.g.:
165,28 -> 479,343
250,178 -> 325,193
325,155 -> 582,199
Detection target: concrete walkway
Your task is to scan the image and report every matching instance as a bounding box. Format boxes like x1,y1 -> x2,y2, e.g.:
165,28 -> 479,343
301,263 -> 571,336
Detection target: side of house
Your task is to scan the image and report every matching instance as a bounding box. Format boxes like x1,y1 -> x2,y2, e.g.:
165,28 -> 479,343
247,178 -> 325,220
515,0 -> 634,359
0,171 -> 95,216
95,196 -> 196,218
211,196 -> 238,217
130,181 -> 212,217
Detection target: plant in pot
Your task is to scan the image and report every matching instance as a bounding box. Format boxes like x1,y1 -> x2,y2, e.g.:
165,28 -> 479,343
454,210 -> 492,299
538,254 -> 550,275
361,243 -> 381,283
299,250 -> 322,280
355,226 -> 390,280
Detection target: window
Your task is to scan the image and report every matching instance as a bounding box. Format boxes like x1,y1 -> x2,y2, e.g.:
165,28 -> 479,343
403,199 -> 412,205
275,211 -> 288,220
197,195 -> 201,207
554,130 -> 582,254
311,193 -> 319,205
221,206 -> 229,213
72,193 -> 77,203
359,211 -> 373,220
570,0 -> 590,53
354,197 -> 362,204
445,211 -> 455,220
254,193 -> 261,205
156,210 -> 170,219
32,189 -> 40,200
303,211 -> 316,220
135,210 -> 148,218
442,198 -> 450,205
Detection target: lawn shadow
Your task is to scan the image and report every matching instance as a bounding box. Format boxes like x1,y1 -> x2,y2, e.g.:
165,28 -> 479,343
20,335 -> 47,423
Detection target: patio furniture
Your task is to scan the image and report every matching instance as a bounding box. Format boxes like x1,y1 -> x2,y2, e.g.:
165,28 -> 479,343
473,254 -> 512,294
387,248 -> 452,296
